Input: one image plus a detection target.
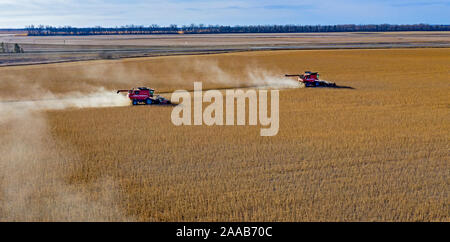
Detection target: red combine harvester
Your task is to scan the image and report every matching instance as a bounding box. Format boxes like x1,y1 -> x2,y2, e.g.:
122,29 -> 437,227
285,71 -> 336,87
117,87 -> 171,105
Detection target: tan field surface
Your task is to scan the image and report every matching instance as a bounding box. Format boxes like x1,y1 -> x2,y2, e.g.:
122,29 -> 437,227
0,48 -> 449,221
3,32 -> 450,46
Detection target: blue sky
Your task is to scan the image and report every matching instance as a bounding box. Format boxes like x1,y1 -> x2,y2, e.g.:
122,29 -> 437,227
0,0 -> 449,28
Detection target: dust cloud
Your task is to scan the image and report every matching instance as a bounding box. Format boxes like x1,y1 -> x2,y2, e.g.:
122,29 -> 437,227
246,68 -> 301,89
1,87 -> 129,114
189,59 -> 301,89
0,87 -> 132,221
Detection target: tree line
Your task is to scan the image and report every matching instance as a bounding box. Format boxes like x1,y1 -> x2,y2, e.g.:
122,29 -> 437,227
25,24 -> 450,36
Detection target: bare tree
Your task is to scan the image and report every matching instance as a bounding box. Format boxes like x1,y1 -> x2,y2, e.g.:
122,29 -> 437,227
25,24 -> 450,36
14,43 -> 24,53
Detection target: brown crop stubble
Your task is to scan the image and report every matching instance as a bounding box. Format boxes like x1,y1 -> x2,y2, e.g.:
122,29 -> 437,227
1,48 -> 449,221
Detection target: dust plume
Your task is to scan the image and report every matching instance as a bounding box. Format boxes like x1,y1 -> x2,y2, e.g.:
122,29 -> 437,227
189,59 -> 301,90
0,87 -> 132,221
0,57 -> 296,221
1,87 -> 129,113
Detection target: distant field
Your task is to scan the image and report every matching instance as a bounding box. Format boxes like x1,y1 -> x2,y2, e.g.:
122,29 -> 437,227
3,31 -> 450,46
0,48 -> 448,221
0,32 -> 449,66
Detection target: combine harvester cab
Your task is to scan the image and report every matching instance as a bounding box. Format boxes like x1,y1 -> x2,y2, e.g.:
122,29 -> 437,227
285,71 -> 336,87
117,87 -> 171,105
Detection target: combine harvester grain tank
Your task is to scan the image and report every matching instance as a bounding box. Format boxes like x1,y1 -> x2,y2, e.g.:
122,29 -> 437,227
117,87 -> 171,105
